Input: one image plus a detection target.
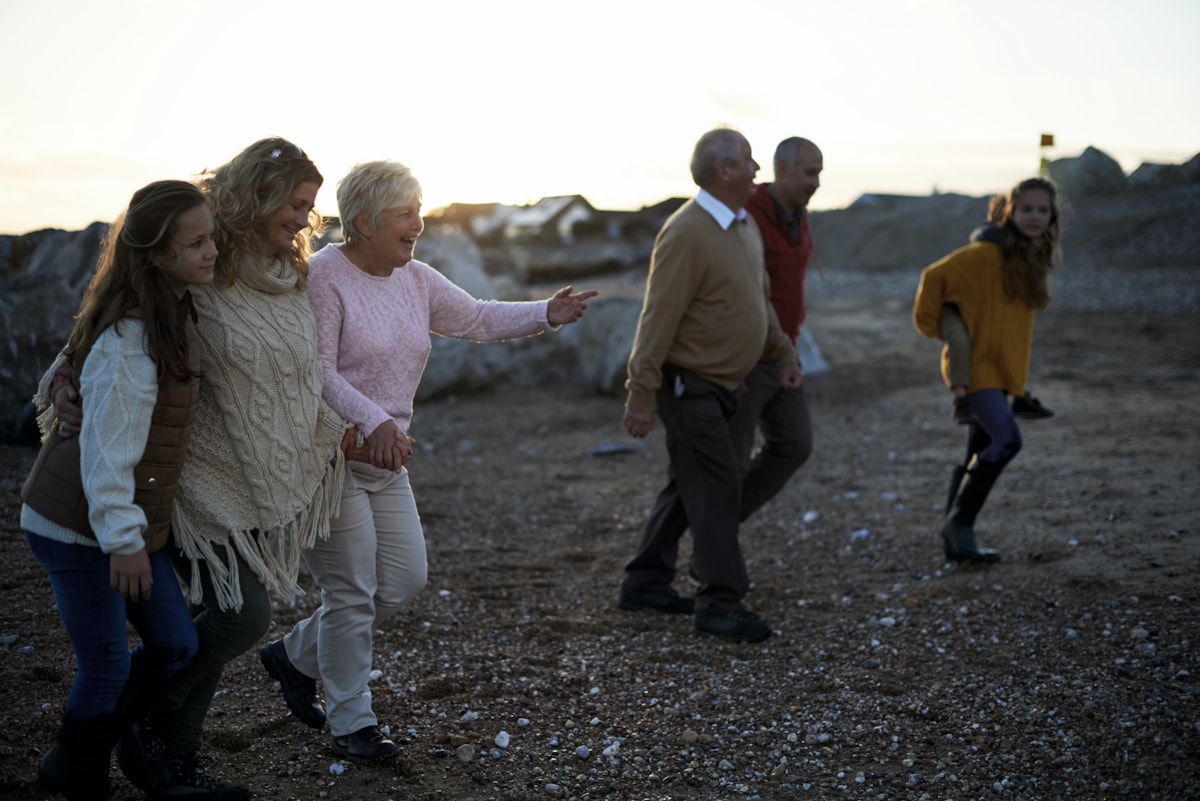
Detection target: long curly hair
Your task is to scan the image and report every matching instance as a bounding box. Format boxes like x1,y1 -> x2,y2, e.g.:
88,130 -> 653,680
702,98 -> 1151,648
197,137 -> 323,288
990,177 -> 1063,310
64,180 -> 207,383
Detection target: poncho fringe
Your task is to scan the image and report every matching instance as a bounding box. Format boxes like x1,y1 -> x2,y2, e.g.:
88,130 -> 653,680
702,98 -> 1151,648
172,450 -> 344,611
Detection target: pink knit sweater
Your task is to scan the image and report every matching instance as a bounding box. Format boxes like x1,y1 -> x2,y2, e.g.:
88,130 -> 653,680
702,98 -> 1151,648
307,244 -> 552,439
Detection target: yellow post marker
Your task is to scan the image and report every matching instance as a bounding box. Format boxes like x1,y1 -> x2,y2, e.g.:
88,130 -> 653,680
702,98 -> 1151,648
1039,133 -> 1055,174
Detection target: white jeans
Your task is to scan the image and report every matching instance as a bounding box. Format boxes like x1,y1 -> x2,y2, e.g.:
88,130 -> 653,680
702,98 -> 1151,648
283,466 -> 426,736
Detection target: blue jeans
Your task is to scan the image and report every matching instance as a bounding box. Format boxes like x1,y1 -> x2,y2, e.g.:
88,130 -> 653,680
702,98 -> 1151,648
26,533 -> 198,720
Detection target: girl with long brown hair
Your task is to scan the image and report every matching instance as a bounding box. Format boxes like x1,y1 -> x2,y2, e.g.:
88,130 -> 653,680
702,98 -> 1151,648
914,176 -> 1064,563
22,180 -> 215,800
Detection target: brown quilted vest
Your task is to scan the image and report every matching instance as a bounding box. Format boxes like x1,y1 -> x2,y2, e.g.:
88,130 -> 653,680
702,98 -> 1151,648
20,296 -> 201,554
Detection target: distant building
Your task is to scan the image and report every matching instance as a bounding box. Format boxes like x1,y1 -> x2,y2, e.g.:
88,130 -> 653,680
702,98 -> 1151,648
502,195 -> 595,243
423,195 -> 689,246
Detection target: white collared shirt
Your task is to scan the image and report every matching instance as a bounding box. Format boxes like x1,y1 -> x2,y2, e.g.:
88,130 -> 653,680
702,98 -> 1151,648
695,189 -> 748,230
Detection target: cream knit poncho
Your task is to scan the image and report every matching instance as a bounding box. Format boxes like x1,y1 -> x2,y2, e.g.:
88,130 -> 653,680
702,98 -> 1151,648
172,257 -> 347,611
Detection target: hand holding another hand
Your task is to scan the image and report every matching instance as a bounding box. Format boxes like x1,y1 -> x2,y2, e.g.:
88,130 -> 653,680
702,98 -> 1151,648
367,421 -> 415,472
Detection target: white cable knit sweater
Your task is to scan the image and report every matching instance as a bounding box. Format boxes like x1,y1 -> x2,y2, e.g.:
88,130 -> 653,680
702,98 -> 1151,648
171,257 -> 346,611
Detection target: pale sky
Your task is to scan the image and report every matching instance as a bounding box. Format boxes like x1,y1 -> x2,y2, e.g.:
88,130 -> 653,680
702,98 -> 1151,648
2,0 -> 1197,235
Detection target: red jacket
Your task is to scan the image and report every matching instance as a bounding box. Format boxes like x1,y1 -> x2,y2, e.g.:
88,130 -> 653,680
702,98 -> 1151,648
745,183 -> 812,341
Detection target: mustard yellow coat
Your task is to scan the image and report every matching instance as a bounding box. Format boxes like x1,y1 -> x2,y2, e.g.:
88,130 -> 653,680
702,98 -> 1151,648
913,241 -> 1035,396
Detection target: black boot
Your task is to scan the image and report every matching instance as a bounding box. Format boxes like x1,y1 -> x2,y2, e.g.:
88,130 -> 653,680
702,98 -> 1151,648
944,464 -> 967,517
114,651 -> 172,791
147,751 -> 251,801
38,711 -> 117,801
941,458 -> 1002,563
117,711 -> 172,791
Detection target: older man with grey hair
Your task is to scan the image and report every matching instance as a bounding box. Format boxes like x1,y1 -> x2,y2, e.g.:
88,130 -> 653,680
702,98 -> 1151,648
618,128 -> 800,643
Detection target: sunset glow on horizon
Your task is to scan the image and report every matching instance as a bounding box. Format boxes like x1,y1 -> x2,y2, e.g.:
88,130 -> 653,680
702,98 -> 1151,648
2,0 -> 1197,235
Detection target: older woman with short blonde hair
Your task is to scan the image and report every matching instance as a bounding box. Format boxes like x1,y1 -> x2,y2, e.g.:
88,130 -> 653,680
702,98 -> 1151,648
258,160 -> 597,764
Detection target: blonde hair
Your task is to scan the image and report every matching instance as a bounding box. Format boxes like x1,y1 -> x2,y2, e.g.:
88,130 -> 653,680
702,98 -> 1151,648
336,160 -> 423,242
197,137 -> 323,288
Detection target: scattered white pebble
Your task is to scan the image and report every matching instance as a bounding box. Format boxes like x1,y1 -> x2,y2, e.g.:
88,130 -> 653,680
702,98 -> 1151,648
438,589 -> 451,598
460,710 -> 480,722
495,730 -> 510,748
576,745 -> 590,760
368,669 -> 382,682
802,510 -> 820,524
328,762 -> 346,776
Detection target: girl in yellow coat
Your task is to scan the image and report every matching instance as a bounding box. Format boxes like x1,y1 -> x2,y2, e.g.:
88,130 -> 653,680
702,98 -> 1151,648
913,177 -> 1061,563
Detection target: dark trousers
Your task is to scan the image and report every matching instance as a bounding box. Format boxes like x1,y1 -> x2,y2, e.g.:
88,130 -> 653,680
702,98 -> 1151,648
623,366 -> 748,616
729,362 -> 813,519
162,545 -> 272,757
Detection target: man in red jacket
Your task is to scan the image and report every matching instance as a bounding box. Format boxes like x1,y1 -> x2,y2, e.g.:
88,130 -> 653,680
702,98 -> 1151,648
734,137 -> 823,517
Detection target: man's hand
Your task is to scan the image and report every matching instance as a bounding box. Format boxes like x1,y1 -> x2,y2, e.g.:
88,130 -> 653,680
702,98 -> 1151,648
624,408 -> 654,439
779,363 -> 804,390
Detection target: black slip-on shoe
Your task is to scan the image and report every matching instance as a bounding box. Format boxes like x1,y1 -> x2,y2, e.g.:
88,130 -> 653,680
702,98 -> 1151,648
618,585 -> 695,614
694,609 -> 772,643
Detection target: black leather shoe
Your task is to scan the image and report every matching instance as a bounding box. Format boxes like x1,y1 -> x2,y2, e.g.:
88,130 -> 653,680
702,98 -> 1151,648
619,585 -> 694,614
694,609 -> 771,643
259,640 -> 326,729
331,725 -> 398,764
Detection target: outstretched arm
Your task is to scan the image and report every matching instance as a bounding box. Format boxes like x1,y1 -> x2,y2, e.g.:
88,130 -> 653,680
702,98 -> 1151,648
546,286 -> 600,327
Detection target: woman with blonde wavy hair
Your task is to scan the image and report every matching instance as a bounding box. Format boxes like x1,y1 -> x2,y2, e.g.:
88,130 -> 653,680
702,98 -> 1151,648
52,138 -> 347,800
913,176 -> 1063,564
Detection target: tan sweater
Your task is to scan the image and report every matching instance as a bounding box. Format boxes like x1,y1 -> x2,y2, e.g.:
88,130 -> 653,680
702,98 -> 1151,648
625,200 -> 795,412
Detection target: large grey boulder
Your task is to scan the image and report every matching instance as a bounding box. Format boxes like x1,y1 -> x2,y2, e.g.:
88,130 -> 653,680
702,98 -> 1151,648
0,223 -> 107,443
1129,152 -> 1200,188
1047,146 -> 1127,199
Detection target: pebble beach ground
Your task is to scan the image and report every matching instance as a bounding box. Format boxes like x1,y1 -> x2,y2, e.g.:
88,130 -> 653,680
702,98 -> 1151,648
1,259 -> 1197,800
